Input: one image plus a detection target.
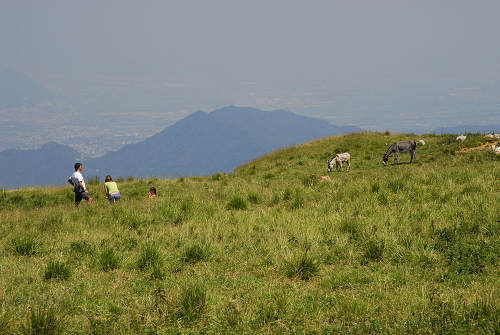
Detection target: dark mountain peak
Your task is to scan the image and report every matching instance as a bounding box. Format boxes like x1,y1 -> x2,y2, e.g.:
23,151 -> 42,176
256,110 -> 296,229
189,110 -> 209,117
175,110 -> 211,124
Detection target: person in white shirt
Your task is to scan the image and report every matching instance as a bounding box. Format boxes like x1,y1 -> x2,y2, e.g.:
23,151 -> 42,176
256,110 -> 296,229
67,162 -> 92,207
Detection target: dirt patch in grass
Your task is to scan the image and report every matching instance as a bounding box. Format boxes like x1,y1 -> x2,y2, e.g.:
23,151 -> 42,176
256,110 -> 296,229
458,141 -> 499,153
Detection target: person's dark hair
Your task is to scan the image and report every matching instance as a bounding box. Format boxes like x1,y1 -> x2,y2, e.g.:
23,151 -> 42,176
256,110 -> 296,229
105,175 -> 113,182
149,187 -> 156,195
74,162 -> 82,171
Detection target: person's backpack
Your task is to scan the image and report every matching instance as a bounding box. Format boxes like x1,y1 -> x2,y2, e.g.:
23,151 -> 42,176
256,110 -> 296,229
73,183 -> 83,193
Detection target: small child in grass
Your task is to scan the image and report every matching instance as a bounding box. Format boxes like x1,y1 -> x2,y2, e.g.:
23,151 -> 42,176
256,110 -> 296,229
147,187 -> 157,198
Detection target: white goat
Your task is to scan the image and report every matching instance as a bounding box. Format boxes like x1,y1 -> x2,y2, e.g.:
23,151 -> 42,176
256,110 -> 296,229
491,145 -> 500,154
456,135 -> 466,142
485,133 -> 500,139
328,152 -> 351,172
418,139 -> 426,145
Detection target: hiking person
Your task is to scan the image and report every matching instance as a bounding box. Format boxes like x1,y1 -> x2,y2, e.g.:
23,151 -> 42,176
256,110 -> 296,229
104,175 -> 121,203
68,162 -> 92,207
147,186 -> 157,198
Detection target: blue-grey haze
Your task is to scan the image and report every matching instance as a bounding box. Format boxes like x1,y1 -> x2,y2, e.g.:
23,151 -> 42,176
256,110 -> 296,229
0,0 -> 499,147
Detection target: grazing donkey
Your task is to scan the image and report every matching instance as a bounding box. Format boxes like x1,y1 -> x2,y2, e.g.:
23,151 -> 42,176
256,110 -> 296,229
382,140 -> 416,165
328,152 -> 351,172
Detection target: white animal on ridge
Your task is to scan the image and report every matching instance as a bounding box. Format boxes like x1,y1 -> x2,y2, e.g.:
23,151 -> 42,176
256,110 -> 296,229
328,152 -> 351,172
491,145 -> 500,154
456,135 -> 466,142
485,133 -> 500,139
418,140 -> 426,145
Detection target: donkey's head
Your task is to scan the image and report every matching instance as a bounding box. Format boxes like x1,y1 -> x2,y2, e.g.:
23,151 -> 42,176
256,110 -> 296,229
327,159 -> 335,173
382,155 -> 388,165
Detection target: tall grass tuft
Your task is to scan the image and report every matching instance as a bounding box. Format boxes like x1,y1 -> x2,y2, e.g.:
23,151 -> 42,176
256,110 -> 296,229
150,263 -> 166,280
446,241 -> 487,275
256,295 -> 287,325
99,247 -> 121,271
339,216 -> 364,241
211,172 -> 226,181
44,261 -> 71,281
41,212 -> 63,231
12,236 -> 39,256
178,282 -> 207,322
284,251 -> 319,280
20,307 -> 62,335
282,188 -> 293,200
247,192 -> 263,204
137,244 -> 162,271
290,189 -> 305,209
69,241 -> 94,255
302,175 -> 318,187
226,196 -> 248,210
361,240 -> 384,264
0,312 -> 10,334
182,240 -> 211,264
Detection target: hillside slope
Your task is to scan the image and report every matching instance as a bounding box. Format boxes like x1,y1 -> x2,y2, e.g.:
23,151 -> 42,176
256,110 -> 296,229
87,106 -> 361,178
0,133 -> 498,334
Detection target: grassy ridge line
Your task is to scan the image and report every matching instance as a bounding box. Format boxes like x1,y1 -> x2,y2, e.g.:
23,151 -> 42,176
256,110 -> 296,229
0,132 -> 499,334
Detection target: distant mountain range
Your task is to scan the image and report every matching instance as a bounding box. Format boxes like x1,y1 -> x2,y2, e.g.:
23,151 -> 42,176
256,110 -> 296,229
0,142 -> 80,188
0,106 -> 361,189
432,124 -> 500,134
0,69 -> 53,108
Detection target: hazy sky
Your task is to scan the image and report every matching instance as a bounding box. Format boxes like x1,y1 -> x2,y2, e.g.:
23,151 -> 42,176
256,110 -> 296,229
1,0 -> 499,131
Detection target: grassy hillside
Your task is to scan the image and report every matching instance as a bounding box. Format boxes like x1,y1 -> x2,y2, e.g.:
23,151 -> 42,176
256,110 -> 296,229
0,132 -> 499,334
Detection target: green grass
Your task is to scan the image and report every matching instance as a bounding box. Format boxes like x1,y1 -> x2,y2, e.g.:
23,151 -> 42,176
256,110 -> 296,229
98,247 -> 121,272
11,235 -> 40,256
226,195 -> 248,210
44,261 -> 71,281
0,132 -> 498,333
20,307 -> 61,335
177,282 -> 207,322
284,251 -> 319,280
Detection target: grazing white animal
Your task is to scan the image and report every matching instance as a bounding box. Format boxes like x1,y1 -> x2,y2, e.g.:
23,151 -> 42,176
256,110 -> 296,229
456,135 -> 466,142
327,152 -> 351,172
485,133 -> 500,139
491,145 -> 500,154
418,139 -> 426,145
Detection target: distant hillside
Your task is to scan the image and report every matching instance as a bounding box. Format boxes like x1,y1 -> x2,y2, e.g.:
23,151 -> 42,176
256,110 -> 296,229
433,124 -> 500,134
0,142 -> 79,189
87,106 -> 361,178
0,69 -> 53,108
